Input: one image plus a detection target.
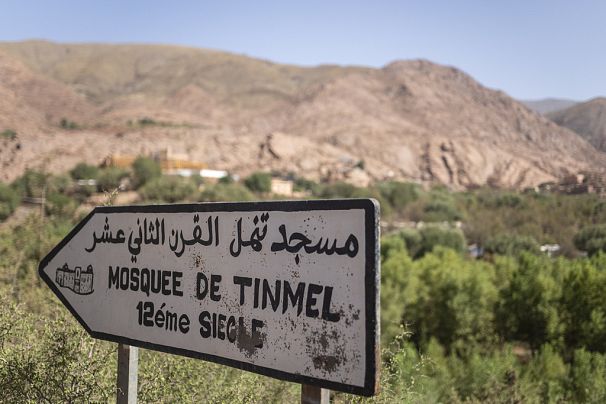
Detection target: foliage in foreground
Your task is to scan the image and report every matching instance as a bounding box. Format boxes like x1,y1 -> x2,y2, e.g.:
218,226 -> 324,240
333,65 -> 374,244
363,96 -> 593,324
4,164 -> 606,401
2,213 -> 606,402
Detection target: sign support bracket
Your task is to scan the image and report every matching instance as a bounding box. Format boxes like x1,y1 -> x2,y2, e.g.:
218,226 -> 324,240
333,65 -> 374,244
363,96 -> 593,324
116,343 -> 138,404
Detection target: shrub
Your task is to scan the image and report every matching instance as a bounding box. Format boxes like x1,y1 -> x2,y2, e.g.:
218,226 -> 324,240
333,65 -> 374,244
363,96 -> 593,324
0,299 -> 114,402
293,177 -> 320,194
379,181 -> 421,210
404,248 -> 498,352
380,235 -> 412,344
199,183 -> 255,202
398,226 -> 466,259
138,117 -> 157,126
45,193 -> 77,218
69,163 -> 99,180
218,175 -> 235,185
494,193 -> 524,208
420,226 -> 466,256
131,156 -> 162,189
0,182 -> 19,221
96,167 -> 129,192
0,129 -> 17,140
485,234 -> 540,256
59,118 -> 78,130
139,176 -> 196,203
574,225 -> 606,256
559,257 -> 606,352
398,228 -> 424,258
12,169 -> 49,198
244,172 -> 272,193
568,348 -> 606,402
422,200 -> 463,222
46,174 -> 72,195
317,182 -> 359,198
495,254 -> 563,349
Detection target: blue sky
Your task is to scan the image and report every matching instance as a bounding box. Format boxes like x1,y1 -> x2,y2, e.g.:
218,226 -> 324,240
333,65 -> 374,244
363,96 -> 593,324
0,1 -> 604,100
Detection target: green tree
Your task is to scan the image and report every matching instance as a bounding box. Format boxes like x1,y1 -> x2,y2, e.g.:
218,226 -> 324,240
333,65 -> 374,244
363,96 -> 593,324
0,129 -> 17,140
422,200 -> 463,222
96,167 -> 129,192
199,183 -> 255,202
404,248 -> 498,353
574,225 -> 606,256
399,226 -> 466,259
0,182 -> 19,221
139,176 -> 196,203
45,193 -> 77,218
379,181 -> 421,210
485,234 -> 540,256
380,235 -> 413,344
132,156 -> 162,189
69,162 -> 99,180
495,254 -> 563,349
244,172 -> 272,193
11,169 -> 47,198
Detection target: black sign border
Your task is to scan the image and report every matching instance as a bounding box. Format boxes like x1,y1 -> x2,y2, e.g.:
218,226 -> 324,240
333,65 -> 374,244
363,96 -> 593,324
38,198 -> 380,397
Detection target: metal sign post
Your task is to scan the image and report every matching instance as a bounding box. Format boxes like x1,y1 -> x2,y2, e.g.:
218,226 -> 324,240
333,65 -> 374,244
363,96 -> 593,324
39,199 -> 380,399
301,384 -> 330,404
116,344 -> 138,404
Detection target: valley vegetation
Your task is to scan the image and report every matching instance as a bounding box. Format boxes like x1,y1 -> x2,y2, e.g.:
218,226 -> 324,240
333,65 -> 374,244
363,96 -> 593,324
2,159 -> 606,402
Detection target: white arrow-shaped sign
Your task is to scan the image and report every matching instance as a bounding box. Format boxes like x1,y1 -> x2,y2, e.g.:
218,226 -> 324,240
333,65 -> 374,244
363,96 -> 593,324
39,199 -> 380,396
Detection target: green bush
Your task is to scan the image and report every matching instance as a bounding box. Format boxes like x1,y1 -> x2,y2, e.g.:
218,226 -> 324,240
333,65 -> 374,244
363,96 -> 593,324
59,118 -> 78,130
574,225 -> 606,256
398,226 -> 466,259
293,177 -> 320,194
568,348 -> 606,402
495,254 -> 563,350
485,234 -> 540,256
45,193 -> 77,218
138,117 -> 157,126
12,169 -> 47,198
317,182 -> 359,198
0,129 -> 17,140
132,156 -> 162,189
47,174 -> 72,195
218,175 -> 235,185
0,299 -> 114,403
559,256 -> 606,352
379,181 -> 420,210
96,167 -> 129,192
422,200 -> 463,222
69,162 -> 99,180
406,248 -> 498,353
244,172 -> 272,193
139,176 -> 196,203
0,182 -> 19,221
199,183 -> 255,202
380,235 -> 412,344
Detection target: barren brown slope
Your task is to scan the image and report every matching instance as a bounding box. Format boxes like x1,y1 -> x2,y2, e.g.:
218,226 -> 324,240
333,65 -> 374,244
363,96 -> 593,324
548,98 -> 606,152
0,40 -> 367,123
0,40 -> 604,189
257,60 -> 604,188
0,49 -> 95,133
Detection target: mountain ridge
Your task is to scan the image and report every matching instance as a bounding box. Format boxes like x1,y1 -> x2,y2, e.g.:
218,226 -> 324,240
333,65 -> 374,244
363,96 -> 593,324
522,98 -> 579,114
548,97 -> 606,152
0,40 -> 603,188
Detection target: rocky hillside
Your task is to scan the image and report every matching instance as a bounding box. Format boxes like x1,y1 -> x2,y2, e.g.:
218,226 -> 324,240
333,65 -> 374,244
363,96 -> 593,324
548,98 -> 606,152
0,40 -> 604,188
